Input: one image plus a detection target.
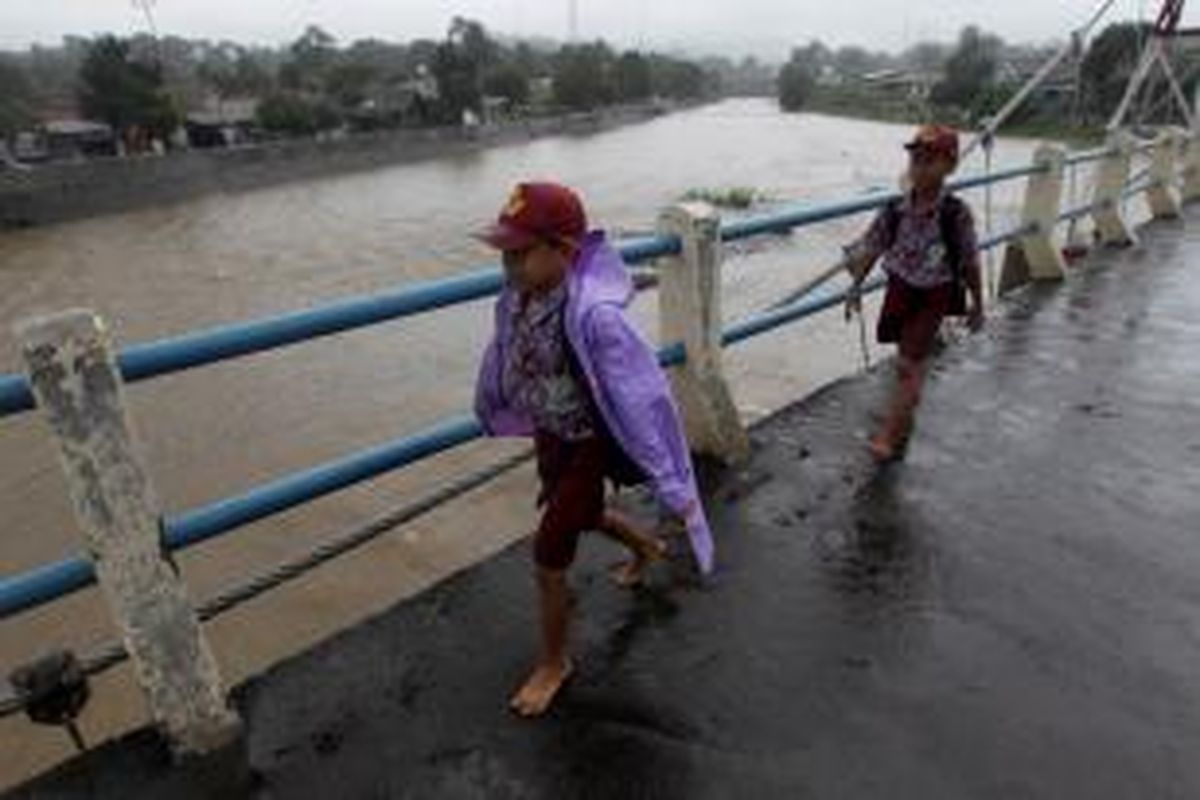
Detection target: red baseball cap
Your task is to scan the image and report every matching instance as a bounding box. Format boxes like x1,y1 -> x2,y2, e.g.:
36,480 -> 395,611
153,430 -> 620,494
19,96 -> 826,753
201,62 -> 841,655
905,124 -> 960,163
475,182 -> 588,251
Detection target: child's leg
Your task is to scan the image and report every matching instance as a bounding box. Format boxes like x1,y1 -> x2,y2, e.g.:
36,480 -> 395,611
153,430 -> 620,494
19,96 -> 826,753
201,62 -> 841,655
510,436 -> 603,717
597,509 -> 668,587
871,355 -> 928,461
510,567 -> 574,718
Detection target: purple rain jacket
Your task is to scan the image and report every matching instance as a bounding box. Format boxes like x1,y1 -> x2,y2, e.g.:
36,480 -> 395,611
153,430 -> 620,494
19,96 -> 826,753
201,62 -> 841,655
474,231 -> 715,574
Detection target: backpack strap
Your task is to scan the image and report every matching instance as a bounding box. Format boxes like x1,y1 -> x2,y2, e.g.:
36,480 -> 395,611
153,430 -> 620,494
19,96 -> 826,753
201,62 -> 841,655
882,198 -> 903,249
939,194 -> 969,315
560,311 -> 648,488
938,194 -> 966,281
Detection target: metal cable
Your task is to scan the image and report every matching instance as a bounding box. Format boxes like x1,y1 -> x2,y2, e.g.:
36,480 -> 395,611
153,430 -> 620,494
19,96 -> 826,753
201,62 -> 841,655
0,447 -> 535,719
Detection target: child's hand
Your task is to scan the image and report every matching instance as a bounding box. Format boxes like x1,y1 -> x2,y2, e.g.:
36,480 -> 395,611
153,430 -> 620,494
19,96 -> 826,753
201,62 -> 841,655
844,285 -> 863,322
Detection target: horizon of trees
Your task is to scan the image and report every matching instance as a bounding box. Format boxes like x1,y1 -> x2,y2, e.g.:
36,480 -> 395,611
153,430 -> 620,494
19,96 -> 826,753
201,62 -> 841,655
0,18 -> 737,145
777,22 -> 1200,129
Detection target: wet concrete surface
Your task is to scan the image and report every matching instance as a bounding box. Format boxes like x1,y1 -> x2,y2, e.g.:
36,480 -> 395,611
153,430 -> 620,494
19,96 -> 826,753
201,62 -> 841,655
9,212 -> 1200,798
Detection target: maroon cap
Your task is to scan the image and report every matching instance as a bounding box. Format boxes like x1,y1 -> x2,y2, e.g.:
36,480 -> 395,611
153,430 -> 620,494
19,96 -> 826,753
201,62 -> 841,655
904,124 -> 960,163
476,182 -> 588,251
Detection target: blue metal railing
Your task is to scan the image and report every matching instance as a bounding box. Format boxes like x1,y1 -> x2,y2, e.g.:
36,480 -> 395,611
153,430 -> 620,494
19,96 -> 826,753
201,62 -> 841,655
0,156 -> 1137,619
1065,146 -> 1117,167
1123,177 -> 1159,199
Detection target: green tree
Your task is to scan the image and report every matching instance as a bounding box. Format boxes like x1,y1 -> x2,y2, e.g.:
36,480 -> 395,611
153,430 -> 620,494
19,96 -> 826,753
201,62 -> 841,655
833,46 -> 879,78
197,44 -> 240,102
483,64 -> 530,106
231,51 -> 273,97
553,43 -> 617,109
616,51 -> 652,102
650,56 -> 710,100
280,25 -> 337,92
78,35 -> 179,142
1080,23 -> 1153,122
324,61 -> 378,110
198,44 -> 272,101
778,49 -> 818,112
902,41 -> 949,73
930,26 -> 1004,119
431,17 -> 496,121
0,57 -> 35,139
512,42 -> 551,80
256,91 -> 338,135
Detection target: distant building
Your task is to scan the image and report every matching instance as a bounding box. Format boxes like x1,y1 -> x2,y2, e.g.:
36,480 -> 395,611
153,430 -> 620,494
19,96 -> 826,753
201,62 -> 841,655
860,69 -> 942,100
40,120 -> 118,160
816,65 -> 843,87
347,68 -> 440,129
186,97 -> 260,148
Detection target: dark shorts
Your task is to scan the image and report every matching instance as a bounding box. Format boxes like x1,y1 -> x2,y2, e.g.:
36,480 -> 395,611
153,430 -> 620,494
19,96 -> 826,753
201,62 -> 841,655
877,276 -> 953,362
533,433 -> 609,571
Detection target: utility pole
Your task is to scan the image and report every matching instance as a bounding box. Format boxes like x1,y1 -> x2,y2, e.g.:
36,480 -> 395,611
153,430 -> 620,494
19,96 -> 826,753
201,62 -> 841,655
568,0 -> 579,43
132,0 -> 159,38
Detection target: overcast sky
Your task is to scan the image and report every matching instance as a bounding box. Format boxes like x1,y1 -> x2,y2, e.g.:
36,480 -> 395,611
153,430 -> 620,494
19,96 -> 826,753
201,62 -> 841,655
0,1 -> 1178,58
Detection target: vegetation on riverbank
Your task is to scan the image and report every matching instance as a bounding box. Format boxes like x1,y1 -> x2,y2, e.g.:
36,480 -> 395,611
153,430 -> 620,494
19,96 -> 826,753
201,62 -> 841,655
777,22 -> 1197,146
681,187 -> 773,209
803,86 -> 1106,147
0,17 -> 731,156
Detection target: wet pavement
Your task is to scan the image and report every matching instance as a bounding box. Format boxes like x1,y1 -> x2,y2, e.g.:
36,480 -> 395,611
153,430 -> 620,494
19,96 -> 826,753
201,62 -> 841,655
9,210 -> 1200,798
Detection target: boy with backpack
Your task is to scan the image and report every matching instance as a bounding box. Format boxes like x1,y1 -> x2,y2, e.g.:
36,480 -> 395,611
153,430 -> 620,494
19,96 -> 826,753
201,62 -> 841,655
845,124 -> 985,462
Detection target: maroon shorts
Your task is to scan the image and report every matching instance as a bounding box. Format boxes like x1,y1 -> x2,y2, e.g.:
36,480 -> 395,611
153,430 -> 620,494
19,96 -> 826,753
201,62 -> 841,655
877,276 -> 953,362
532,433 -> 609,571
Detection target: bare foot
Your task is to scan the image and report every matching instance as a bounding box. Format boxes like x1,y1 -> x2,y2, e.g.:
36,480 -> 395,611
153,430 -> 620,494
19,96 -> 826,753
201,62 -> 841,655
610,537 -> 668,588
509,658 -> 574,718
868,435 -> 900,464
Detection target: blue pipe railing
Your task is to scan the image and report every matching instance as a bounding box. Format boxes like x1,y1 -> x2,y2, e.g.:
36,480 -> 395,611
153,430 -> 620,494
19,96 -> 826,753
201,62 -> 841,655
1123,177 -> 1158,198
946,163 -> 1048,193
1065,146 -> 1117,167
0,415 -> 486,617
720,190 -> 903,241
0,240 -> 680,419
1058,199 -> 1110,224
0,157 -> 1141,620
0,164 -> 1039,420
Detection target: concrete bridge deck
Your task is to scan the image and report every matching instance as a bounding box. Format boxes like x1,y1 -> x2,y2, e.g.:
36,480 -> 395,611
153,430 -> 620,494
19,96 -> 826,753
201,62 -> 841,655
9,209 -> 1200,799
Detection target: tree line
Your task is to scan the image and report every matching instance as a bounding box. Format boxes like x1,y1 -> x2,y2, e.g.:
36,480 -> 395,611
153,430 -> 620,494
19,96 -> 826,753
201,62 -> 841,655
777,23 -> 1200,130
0,18 -> 729,149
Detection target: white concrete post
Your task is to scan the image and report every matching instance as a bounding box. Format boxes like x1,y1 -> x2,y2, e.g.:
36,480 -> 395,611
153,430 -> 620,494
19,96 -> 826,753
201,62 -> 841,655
16,310 -> 241,759
1146,128 -> 1183,219
1186,88 -> 1200,203
1092,130 -> 1137,247
1010,143 -> 1068,281
657,203 -> 749,464
1182,129 -> 1200,203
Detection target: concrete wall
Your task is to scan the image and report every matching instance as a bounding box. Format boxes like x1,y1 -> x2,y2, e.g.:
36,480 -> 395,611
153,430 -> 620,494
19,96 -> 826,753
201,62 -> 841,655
0,105 -> 669,229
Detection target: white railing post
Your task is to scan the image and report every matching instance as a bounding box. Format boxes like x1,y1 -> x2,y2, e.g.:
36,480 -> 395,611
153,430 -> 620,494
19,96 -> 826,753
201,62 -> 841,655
1182,128 -> 1200,203
1006,143 -> 1068,283
16,310 -> 244,774
657,203 -> 749,464
1092,130 -> 1137,247
1185,87 -> 1200,203
1146,128 -> 1184,219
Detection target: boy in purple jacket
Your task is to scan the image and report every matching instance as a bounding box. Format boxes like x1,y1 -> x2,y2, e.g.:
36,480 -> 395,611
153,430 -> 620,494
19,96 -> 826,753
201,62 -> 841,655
475,181 -> 715,717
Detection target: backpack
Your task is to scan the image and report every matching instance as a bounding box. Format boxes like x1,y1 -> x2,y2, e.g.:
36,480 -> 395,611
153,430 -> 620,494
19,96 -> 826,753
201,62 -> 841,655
561,320 -> 649,489
881,194 -> 969,316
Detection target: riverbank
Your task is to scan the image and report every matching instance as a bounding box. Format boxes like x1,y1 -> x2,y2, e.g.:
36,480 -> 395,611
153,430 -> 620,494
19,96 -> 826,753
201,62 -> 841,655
0,102 -> 690,230
803,88 -> 1106,148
